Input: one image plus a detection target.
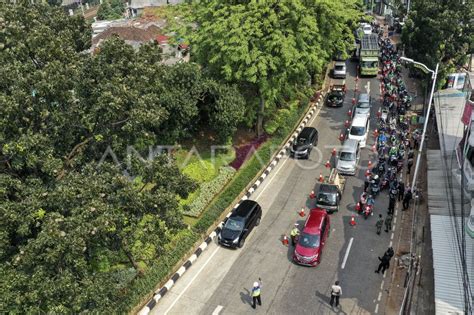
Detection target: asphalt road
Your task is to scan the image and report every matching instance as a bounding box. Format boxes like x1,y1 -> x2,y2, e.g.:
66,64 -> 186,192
151,61 -> 402,315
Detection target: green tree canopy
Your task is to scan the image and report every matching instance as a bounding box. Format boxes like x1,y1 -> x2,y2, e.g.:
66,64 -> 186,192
192,0 -> 361,135
401,0 -> 474,83
0,2 -> 244,312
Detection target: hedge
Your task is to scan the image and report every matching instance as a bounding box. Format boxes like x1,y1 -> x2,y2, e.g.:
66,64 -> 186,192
125,89 -> 314,314
183,166 -> 236,217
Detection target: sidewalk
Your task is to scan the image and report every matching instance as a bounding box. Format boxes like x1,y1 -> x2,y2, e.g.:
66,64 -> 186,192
384,51 -> 435,314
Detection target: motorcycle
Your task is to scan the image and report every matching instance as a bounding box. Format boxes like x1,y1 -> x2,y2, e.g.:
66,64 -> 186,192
381,175 -> 390,190
363,203 -> 373,219
370,177 -> 380,197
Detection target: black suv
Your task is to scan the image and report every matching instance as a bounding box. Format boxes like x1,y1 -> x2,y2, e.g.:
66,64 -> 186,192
290,127 -> 318,159
218,200 -> 262,248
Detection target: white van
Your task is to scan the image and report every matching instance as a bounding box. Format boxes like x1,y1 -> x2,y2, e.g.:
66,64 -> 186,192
348,113 -> 370,147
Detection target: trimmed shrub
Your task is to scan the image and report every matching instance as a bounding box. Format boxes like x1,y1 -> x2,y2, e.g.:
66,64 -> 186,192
183,166 -> 236,217
181,160 -> 217,183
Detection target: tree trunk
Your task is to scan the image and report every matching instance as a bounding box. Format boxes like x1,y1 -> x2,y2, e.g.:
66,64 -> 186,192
257,92 -> 265,137
122,239 -> 143,276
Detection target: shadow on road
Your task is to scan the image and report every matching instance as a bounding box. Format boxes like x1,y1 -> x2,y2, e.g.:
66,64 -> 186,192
239,288 -> 252,305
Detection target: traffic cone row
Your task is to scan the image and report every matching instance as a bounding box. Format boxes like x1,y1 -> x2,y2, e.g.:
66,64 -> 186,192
282,235 -> 289,246
352,98 -> 356,105
368,160 -> 372,168
325,160 -> 331,169
332,148 -> 337,156
347,109 -> 352,117
339,132 -> 345,141
309,190 -> 315,199
372,144 -> 377,153
319,173 -> 324,182
299,207 -> 306,217
345,120 -> 350,127
365,169 -> 371,177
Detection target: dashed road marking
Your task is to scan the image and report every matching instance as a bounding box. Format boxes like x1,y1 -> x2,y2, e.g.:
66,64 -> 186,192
212,305 -> 223,315
393,217 -> 397,224
341,237 -> 354,269
378,292 -> 382,301
380,280 -> 385,290
389,240 -> 393,247
390,233 -> 394,240
375,303 -> 379,313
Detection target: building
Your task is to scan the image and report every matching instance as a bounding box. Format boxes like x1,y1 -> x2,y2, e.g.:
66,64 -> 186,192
428,72 -> 474,314
128,0 -> 184,17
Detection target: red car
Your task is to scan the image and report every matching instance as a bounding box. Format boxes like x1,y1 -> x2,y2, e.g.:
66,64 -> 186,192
293,208 -> 330,266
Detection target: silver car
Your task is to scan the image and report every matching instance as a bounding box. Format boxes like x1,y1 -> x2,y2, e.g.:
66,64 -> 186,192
354,93 -> 371,117
333,61 -> 347,79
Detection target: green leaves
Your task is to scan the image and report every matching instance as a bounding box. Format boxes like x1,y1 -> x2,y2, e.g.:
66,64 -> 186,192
192,0 -> 361,134
402,0 -> 474,83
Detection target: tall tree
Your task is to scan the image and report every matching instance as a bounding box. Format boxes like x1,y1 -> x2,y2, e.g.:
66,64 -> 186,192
402,0 -> 474,83
192,0 -> 360,135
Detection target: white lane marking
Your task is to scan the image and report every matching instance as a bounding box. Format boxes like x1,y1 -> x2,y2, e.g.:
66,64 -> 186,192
308,105 -> 323,126
395,209 -> 398,216
377,292 -> 382,301
390,233 -> 394,240
375,303 -> 379,314
380,280 -> 385,290
254,157 -> 289,200
383,271 -> 387,279
164,247 -> 220,315
389,241 -> 393,247
341,237 -> 354,269
212,305 -> 223,315
393,217 -> 397,224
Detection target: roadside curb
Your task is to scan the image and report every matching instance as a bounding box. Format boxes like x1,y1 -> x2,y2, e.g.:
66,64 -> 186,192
138,93 -> 325,315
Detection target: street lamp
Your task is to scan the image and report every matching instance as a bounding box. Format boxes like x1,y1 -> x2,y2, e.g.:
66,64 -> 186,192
399,56 -> 439,192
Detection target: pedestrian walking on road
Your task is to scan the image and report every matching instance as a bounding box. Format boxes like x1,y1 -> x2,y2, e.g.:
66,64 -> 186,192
403,189 -> 413,210
376,214 -> 384,235
329,281 -> 342,308
375,254 -> 390,274
407,157 -> 414,175
385,213 -> 393,232
408,148 -> 414,159
398,181 -> 405,201
290,224 -> 300,246
385,247 -> 395,259
388,196 -> 396,214
251,279 -> 262,309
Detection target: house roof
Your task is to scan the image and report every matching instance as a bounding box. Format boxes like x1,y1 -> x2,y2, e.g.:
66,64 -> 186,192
92,25 -> 163,47
430,215 -> 473,314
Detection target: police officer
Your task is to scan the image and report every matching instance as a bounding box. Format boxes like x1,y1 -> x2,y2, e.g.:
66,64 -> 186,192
290,224 -> 300,246
376,214 -> 384,235
251,279 -> 262,309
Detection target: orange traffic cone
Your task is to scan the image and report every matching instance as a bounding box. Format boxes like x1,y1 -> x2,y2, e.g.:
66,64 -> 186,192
368,160 -> 372,168
319,173 -> 324,182
347,109 -> 352,117
352,98 -> 356,105
299,208 -> 306,217
332,148 -> 337,156
365,169 -> 371,177
350,215 -> 356,226
355,202 -> 361,212
372,144 -> 377,153
310,190 -> 315,199
282,235 -> 289,246
339,132 -> 345,141
344,120 -> 350,127
325,160 -> 331,168
377,109 -> 381,118
373,129 -> 379,137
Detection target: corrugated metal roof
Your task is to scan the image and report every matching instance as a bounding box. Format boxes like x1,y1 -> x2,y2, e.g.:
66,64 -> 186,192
430,215 -> 473,315
427,150 -> 470,216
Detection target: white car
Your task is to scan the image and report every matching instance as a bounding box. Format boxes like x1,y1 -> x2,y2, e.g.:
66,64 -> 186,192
361,23 -> 372,35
